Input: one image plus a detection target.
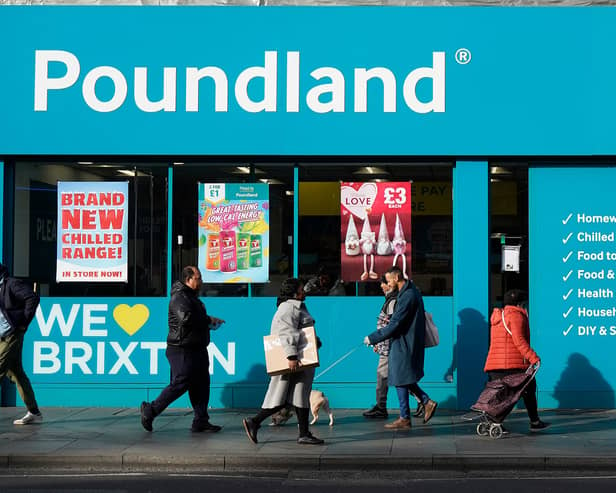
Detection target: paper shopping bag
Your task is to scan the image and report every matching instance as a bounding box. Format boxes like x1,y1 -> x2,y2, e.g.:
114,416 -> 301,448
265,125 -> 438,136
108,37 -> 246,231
263,326 -> 320,376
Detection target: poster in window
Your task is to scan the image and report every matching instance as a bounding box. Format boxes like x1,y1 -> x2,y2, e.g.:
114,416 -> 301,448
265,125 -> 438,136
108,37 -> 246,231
57,181 -> 129,282
340,182 -> 412,282
198,183 -> 269,283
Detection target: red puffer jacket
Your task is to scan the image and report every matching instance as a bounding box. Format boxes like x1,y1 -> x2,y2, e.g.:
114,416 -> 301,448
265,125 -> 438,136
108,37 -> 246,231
484,305 -> 539,371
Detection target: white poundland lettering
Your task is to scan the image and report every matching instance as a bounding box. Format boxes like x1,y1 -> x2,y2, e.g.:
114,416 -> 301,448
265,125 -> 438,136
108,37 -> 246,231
578,288 -> 614,299
577,213 -> 616,224
577,269 -> 605,280
578,325 -> 597,336
577,251 -> 604,261
34,50 -> 446,115
577,232 -> 615,242
578,306 -> 616,317
32,341 -> 236,376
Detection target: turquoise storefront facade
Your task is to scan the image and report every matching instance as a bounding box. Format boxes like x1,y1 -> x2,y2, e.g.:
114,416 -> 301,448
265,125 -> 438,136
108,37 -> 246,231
1,6 -> 615,410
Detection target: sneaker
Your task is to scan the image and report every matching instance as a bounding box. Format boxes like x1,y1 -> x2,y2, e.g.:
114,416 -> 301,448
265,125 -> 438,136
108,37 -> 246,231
297,433 -> 324,445
362,405 -> 388,419
423,399 -> 438,424
530,420 -> 550,432
412,403 -> 425,418
384,417 -> 411,430
140,401 -> 154,432
242,417 -> 260,444
192,422 -> 222,433
13,411 -> 43,425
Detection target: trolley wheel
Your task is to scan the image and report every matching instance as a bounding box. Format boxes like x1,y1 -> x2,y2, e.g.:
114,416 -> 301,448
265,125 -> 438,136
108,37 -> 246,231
476,422 -> 490,436
489,424 -> 503,439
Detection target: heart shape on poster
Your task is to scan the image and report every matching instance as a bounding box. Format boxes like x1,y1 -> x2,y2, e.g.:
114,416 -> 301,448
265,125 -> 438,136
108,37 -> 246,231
341,183 -> 378,220
113,304 -> 150,336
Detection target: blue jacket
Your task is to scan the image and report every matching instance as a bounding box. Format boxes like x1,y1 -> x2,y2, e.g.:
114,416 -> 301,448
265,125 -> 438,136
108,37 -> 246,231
367,280 -> 426,386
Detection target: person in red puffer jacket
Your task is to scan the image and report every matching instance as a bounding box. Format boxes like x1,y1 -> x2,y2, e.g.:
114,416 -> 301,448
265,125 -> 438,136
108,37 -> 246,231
484,289 -> 549,432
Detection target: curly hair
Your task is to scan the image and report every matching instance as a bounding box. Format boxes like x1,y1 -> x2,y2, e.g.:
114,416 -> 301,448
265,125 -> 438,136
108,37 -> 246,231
276,278 -> 303,306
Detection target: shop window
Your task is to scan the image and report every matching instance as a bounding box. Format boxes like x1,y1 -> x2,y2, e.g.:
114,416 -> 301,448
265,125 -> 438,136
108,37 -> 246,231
172,163 -> 293,297
10,161 -> 168,297
298,163 -> 453,297
489,163 -> 529,307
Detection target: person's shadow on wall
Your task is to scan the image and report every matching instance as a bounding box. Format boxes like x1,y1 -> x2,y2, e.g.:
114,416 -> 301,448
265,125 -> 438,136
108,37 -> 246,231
553,353 -> 614,409
456,308 -> 489,410
220,364 -> 269,409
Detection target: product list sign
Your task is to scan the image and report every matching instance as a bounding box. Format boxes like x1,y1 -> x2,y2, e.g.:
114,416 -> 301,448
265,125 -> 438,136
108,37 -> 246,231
559,212 -> 616,338
57,181 -> 128,282
530,168 -> 616,395
531,170 -> 616,341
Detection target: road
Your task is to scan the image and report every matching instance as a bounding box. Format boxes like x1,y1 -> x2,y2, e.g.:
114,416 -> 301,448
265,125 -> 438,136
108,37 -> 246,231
1,472 -> 616,493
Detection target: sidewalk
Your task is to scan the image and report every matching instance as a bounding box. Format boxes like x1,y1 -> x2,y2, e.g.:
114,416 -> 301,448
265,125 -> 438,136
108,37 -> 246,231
0,407 -> 615,473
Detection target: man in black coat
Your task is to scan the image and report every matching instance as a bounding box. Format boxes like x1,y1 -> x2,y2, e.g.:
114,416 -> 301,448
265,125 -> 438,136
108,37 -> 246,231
140,266 -> 225,432
0,263 -> 42,425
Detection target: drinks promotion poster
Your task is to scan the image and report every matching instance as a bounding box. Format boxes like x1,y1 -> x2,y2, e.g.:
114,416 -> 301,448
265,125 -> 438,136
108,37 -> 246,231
198,183 -> 269,283
57,181 -> 129,282
341,182 -> 412,282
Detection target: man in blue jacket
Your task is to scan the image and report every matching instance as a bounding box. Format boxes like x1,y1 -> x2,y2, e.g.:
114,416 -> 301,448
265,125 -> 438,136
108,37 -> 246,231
140,266 -> 225,433
0,263 -> 42,425
364,266 -> 437,430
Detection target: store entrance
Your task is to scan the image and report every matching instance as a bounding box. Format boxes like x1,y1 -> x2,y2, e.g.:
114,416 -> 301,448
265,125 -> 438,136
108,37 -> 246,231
489,164 -> 529,308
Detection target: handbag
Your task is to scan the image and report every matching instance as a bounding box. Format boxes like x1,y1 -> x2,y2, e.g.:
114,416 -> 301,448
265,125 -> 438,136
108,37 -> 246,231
424,311 -> 440,348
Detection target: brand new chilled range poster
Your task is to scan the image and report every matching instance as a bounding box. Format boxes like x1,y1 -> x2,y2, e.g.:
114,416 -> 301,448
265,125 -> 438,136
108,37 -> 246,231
57,181 -> 129,282
198,183 -> 269,283
341,182 -> 412,282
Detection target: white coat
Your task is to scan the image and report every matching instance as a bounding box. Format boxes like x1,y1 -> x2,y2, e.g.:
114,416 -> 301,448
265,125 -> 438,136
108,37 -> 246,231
261,299 -> 316,409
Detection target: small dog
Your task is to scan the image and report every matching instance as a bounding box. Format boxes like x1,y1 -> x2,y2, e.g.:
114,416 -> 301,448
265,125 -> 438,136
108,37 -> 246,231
269,390 -> 334,427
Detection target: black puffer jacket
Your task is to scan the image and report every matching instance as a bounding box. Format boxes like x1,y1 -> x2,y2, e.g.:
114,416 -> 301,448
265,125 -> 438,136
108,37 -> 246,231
0,264 -> 40,336
167,281 -> 211,349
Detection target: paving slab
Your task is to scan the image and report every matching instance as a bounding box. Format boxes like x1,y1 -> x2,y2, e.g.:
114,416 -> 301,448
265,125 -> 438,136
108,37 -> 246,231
0,408 -> 615,473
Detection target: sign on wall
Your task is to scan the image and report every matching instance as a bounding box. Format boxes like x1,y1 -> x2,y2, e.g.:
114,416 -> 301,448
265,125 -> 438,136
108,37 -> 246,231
56,181 -> 128,282
1,8 -> 616,156
198,183 -> 269,283
341,182 -> 412,282
530,168 -> 616,408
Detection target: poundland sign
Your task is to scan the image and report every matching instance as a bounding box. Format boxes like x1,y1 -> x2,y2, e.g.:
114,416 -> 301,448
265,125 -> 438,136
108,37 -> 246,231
1,6 -> 616,155
35,50 -> 446,114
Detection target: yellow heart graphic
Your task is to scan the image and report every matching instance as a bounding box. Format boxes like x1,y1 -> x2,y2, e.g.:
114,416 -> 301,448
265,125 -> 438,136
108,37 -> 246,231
113,304 -> 150,336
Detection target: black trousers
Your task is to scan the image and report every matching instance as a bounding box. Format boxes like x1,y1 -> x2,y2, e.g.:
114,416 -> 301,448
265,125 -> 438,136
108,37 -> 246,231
488,369 -> 539,423
151,346 -> 210,426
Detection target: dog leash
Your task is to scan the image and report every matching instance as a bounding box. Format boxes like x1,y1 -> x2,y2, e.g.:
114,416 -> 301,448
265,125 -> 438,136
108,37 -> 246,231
313,343 -> 363,381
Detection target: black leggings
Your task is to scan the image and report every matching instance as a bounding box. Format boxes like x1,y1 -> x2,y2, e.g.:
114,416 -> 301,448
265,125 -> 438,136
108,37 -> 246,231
488,369 -> 539,423
251,405 -> 311,437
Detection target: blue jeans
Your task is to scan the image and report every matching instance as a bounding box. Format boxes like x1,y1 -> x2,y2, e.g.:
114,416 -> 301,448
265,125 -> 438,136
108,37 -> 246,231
395,384 -> 429,419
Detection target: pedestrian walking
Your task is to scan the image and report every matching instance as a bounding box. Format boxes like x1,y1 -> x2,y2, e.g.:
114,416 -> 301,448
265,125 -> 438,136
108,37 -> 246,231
140,266 -> 225,433
242,278 -> 324,445
484,289 -> 549,431
364,266 -> 437,430
0,263 -> 43,425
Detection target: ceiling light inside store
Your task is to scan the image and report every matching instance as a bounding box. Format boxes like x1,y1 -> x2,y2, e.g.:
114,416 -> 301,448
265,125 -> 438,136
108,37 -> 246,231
77,161 -> 94,165
117,169 -> 136,176
260,178 -> 284,185
173,161 -> 185,166
352,166 -> 389,175
233,166 -> 265,175
285,190 -> 294,196
490,166 -> 512,175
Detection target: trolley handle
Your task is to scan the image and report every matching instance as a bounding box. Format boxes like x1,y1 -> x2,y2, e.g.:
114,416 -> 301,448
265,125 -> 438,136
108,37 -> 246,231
526,361 -> 540,376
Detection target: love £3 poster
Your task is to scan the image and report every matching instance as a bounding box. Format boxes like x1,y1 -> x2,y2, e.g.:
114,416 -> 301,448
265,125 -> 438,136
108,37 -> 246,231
340,182 -> 412,282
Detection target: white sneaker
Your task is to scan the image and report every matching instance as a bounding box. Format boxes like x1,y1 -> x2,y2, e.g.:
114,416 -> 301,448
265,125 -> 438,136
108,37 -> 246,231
13,411 -> 43,425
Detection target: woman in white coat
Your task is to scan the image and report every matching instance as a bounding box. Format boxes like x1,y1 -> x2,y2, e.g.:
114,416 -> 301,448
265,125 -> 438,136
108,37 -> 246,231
242,278 -> 324,445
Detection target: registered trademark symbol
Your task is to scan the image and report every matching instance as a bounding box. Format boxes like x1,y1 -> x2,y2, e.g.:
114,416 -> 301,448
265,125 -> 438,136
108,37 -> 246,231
455,48 -> 472,65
